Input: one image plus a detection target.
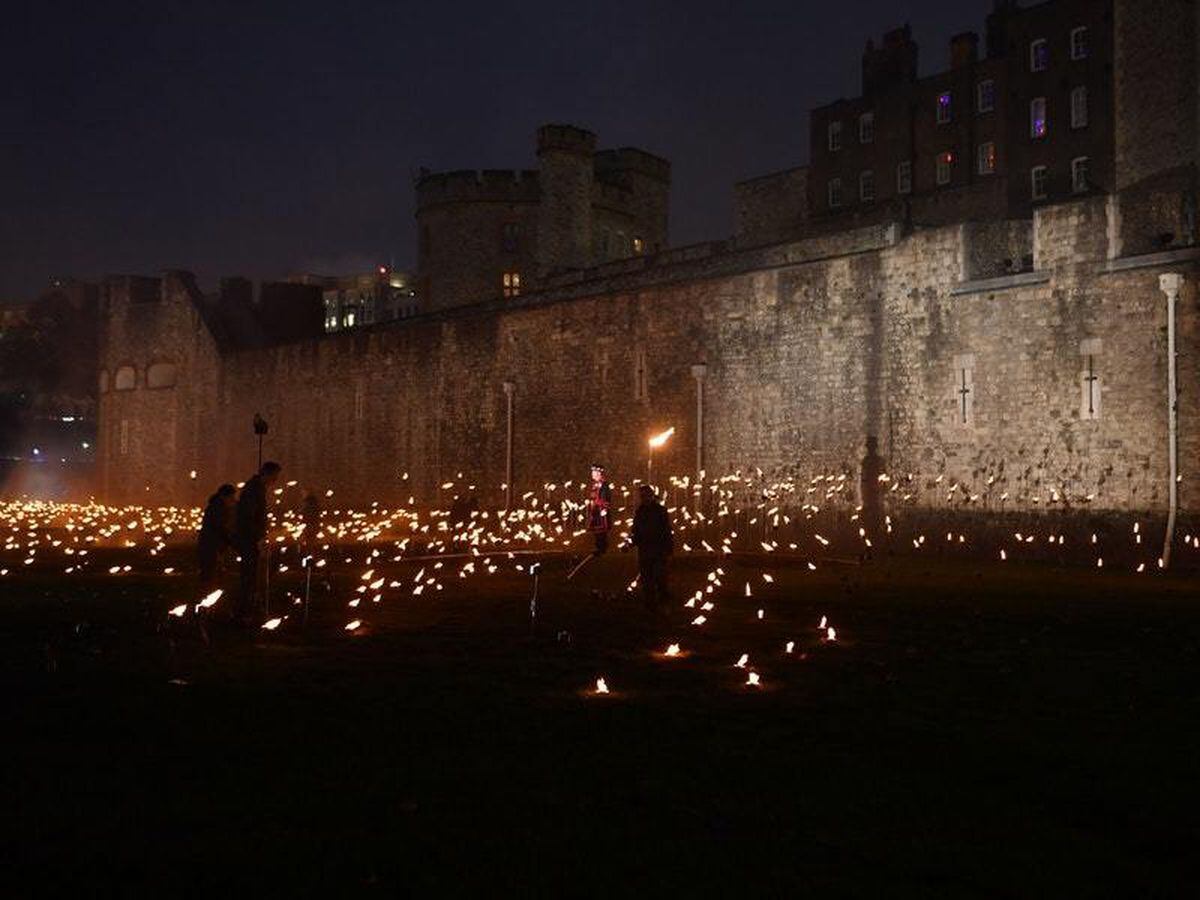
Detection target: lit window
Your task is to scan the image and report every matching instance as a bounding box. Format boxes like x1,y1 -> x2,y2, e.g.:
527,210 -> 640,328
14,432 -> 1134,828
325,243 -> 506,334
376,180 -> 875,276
1070,86 -> 1088,129
114,366 -> 136,391
827,178 -> 843,208
936,152 -> 953,186
896,161 -> 912,195
828,121 -> 842,151
1030,97 -> 1047,138
977,142 -> 996,176
859,112 -> 874,144
1070,26 -> 1088,61
632,237 -> 644,254
1071,157 -> 1089,193
859,170 -> 875,202
1031,166 -> 1048,200
1030,39 -> 1048,72
502,271 -> 521,298
936,92 -> 952,124
345,311 -> 356,327
976,79 -> 995,113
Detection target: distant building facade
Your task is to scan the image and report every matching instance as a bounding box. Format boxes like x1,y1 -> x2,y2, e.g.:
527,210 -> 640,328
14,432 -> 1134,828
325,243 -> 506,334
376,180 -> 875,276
289,269 -> 417,332
806,0 -> 1117,240
414,124 -> 671,312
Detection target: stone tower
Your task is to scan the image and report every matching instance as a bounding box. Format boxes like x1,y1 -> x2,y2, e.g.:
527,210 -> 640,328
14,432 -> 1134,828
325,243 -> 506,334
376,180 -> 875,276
535,124 -> 596,275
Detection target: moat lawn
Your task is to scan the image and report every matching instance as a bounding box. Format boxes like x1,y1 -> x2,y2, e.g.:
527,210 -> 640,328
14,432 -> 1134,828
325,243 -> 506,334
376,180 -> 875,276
4,553 -> 1199,895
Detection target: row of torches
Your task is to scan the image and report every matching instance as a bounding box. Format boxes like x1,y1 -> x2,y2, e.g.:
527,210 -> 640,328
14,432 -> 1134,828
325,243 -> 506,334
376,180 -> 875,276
2,463 -> 1195,695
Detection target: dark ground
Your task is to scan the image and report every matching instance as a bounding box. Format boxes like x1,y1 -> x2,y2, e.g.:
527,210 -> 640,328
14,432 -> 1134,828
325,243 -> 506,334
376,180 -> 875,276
3,548 -> 1199,897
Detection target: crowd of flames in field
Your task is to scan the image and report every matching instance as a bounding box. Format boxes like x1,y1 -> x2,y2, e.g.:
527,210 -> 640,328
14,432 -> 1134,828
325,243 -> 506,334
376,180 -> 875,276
2,467 -> 1197,695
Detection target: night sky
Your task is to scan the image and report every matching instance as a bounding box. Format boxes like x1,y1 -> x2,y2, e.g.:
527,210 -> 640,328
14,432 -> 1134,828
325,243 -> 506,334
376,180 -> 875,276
2,0 -> 974,302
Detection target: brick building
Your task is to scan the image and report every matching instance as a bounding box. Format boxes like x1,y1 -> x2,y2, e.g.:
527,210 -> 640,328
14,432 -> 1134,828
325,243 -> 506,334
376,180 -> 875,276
95,0 -> 1200,543
807,0 -> 1118,240
414,124 -> 670,313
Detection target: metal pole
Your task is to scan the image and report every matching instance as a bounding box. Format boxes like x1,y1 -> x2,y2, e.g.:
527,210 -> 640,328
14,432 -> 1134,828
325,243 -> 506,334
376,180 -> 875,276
691,364 -> 707,478
503,381 -> 515,511
1160,274 -> 1183,567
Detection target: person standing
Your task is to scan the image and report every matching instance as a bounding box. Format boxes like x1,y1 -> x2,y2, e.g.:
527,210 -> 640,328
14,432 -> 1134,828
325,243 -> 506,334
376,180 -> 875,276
234,461 -> 281,624
631,484 -> 673,611
586,463 -> 613,554
300,492 -> 321,550
197,483 -> 237,594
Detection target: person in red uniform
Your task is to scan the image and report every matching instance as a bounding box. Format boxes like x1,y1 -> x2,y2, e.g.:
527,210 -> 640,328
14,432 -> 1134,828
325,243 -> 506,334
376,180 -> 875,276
586,463 -> 613,554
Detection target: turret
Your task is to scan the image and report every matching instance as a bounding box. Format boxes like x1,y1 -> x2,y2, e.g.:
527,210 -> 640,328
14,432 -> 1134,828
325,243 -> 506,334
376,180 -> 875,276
536,124 -> 596,274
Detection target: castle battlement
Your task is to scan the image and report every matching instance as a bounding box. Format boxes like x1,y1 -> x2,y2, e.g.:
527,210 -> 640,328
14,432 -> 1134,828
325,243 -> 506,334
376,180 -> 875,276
536,123 -> 597,157
415,168 -> 540,210
594,147 -> 671,184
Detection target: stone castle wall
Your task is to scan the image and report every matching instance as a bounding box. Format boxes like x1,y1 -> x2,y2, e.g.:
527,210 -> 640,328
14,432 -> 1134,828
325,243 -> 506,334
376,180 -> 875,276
98,198 -> 1199,526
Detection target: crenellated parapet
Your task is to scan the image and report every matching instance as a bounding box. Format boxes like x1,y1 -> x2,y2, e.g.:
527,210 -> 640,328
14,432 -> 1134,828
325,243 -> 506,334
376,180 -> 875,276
415,168 -> 540,211
594,147 -> 671,186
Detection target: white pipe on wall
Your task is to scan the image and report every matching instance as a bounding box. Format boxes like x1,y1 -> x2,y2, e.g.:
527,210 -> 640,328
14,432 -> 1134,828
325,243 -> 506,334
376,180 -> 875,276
1160,273 -> 1183,567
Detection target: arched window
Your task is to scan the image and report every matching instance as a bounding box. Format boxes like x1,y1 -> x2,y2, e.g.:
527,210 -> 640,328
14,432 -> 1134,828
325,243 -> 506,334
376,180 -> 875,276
114,365 -> 136,391
147,362 -> 177,389
98,370 -> 110,393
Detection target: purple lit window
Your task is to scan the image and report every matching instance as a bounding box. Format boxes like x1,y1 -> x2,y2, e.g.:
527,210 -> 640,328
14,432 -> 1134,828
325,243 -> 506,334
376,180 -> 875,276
1030,97 -> 1047,138
936,92 -> 952,124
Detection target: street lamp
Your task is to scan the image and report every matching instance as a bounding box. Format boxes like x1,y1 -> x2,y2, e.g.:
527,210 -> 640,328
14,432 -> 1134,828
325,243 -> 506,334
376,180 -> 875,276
647,427 -> 674,485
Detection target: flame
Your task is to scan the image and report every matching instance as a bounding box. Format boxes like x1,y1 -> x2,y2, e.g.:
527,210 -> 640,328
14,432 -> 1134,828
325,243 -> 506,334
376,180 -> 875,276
345,619 -> 362,631
197,589 -> 223,609
647,427 -> 675,449
262,617 -> 282,630
735,653 -> 748,668
746,671 -> 761,687
595,678 -> 609,694
665,643 -> 681,657
168,604 -> 187,617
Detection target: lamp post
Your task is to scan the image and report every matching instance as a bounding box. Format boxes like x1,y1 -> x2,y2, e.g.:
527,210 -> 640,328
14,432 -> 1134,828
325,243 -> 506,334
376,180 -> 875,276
691,364 -> 707,476
502,381 -> 515,511
647,426 -> 675,486
253,413 -> 269,470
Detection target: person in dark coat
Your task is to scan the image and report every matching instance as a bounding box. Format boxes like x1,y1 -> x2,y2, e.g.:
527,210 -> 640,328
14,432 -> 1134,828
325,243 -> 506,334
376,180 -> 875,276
586,463 -> 613,554
234,461 -> 281,623
197,483 -> 237,593
630,484 -> 673,611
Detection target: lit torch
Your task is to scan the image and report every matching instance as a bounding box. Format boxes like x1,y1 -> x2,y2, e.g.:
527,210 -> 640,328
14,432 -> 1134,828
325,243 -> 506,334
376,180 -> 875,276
647,427 -> 675,486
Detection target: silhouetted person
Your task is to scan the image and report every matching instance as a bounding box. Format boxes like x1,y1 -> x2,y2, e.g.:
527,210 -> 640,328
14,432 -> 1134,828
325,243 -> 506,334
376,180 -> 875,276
587,463 -> 613,554
860,435 -> 884,540
198,483 -> 236,593
300,492 -> 321,547
235,461 -> 281,623
631,484 -> 673,611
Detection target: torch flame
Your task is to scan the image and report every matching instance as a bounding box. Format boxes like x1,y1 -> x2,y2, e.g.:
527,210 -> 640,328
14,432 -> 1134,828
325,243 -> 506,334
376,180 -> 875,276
595,678 -> 609,694
648,427 -> 675,449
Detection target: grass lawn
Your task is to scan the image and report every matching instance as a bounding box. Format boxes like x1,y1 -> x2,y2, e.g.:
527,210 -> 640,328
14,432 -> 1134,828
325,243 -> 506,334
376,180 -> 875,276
4,545 -> 1199,895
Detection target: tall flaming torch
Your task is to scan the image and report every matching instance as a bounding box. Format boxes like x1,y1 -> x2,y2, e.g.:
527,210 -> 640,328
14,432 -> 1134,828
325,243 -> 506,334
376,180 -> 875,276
647,427 -> 675,485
